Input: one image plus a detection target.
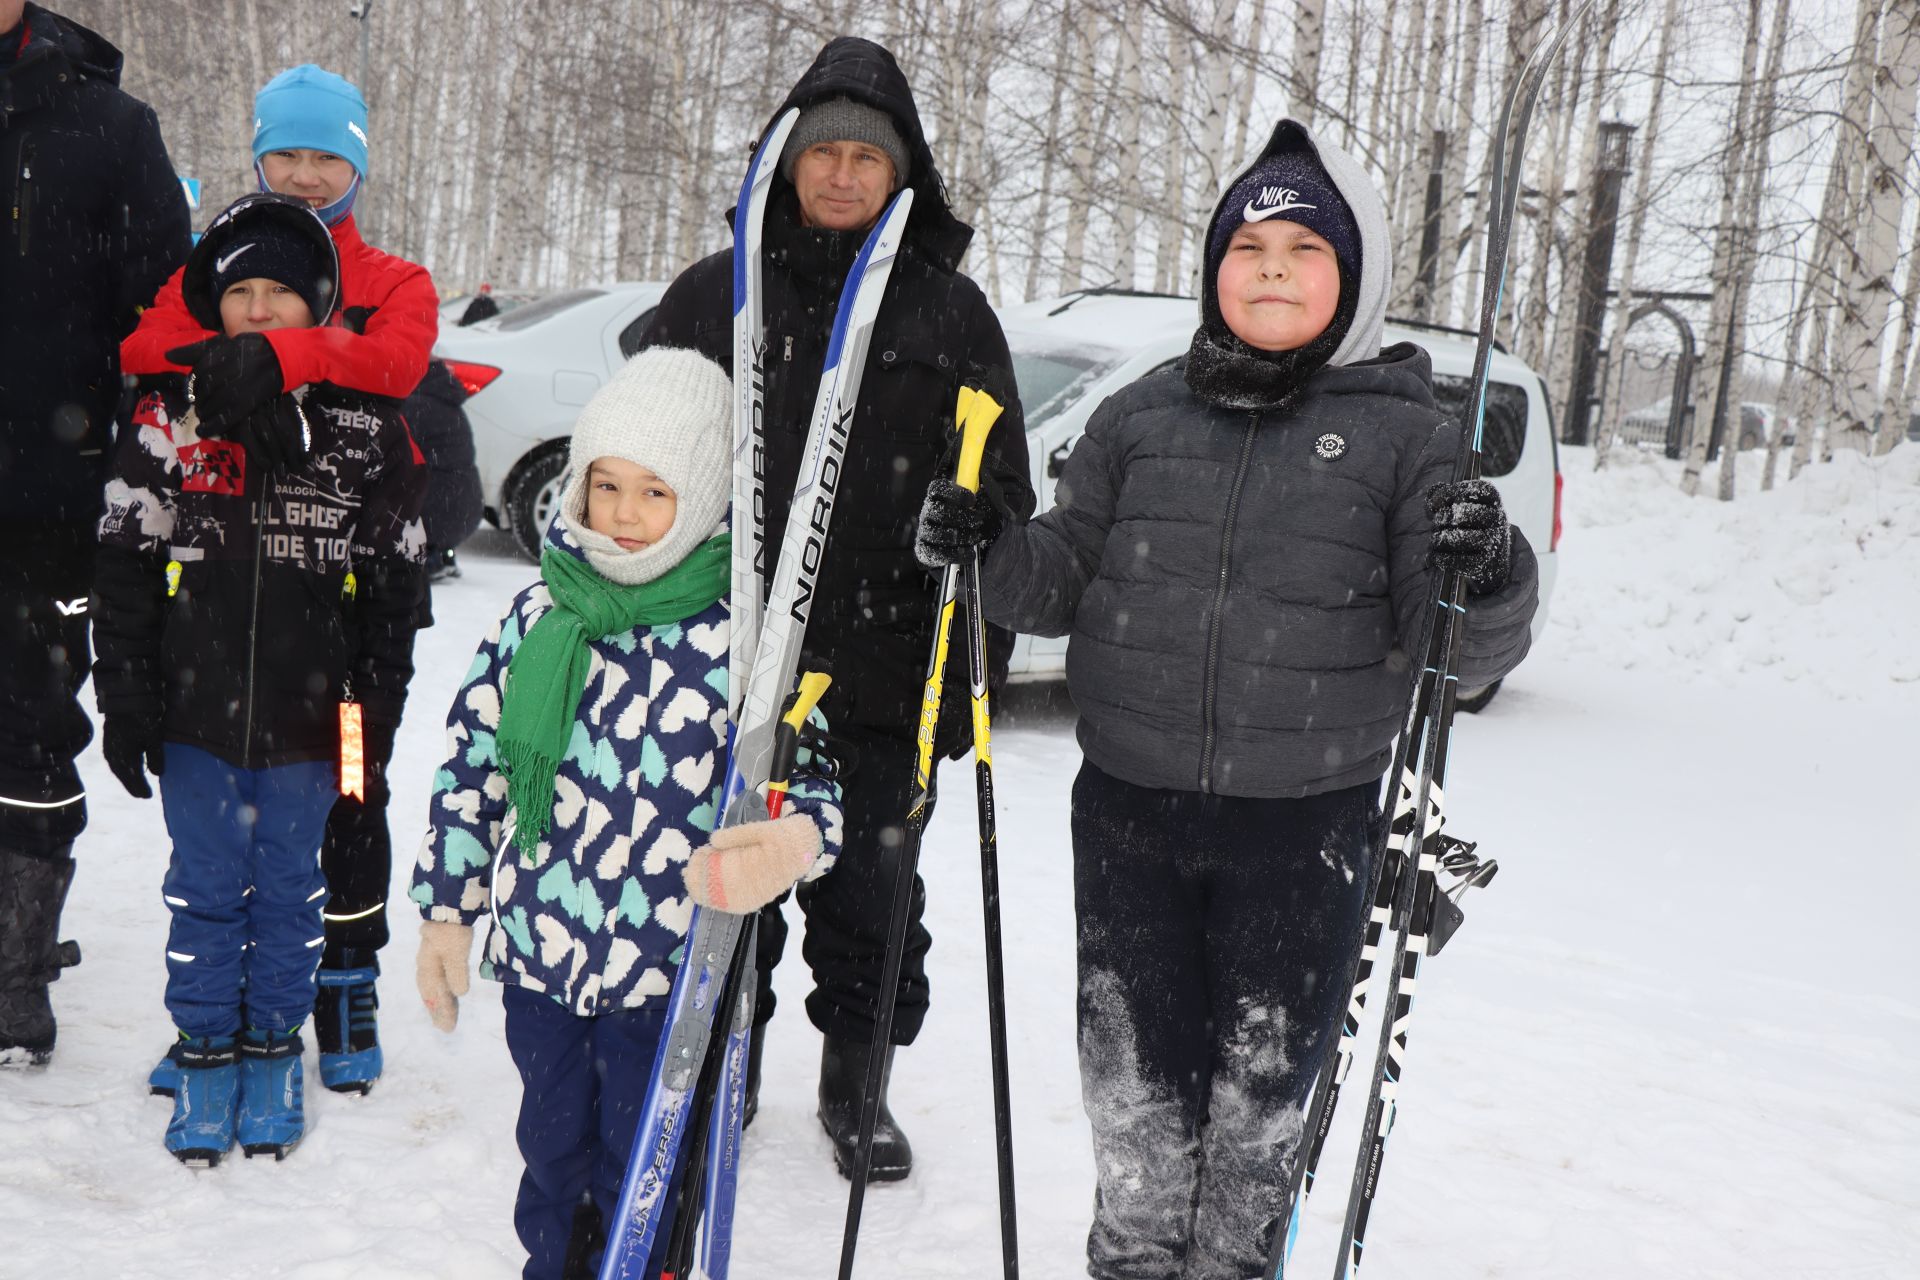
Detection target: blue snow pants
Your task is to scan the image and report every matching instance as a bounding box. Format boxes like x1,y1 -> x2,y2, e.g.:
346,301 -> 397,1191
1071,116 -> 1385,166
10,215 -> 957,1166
158,744 -> 335,1037
503,985 -> 679,1280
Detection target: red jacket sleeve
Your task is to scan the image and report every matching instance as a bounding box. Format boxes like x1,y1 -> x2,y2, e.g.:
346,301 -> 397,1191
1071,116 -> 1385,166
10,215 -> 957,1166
265,259 -> 438,399
118,255 -> 438,399
119,266 -> 207,377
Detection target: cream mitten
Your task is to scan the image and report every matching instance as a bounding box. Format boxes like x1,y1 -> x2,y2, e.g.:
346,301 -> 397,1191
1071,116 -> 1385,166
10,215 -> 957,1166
683,814 -> 823,914
416,920 -> 474,1033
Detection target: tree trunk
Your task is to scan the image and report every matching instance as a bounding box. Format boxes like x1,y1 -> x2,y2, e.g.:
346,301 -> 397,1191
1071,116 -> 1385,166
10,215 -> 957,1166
1594,0 -> 1681,471
1112,7 -> 1145,289
1024,0 -> 1075,302
1291,0 -> 1324,123
1154,21 -> 1193,294
1679,0 -> 1765,498
1829,0 -> 1920,455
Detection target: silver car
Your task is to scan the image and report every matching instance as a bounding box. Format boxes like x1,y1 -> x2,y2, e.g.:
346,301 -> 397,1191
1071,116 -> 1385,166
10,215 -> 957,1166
434,282 -> 668,558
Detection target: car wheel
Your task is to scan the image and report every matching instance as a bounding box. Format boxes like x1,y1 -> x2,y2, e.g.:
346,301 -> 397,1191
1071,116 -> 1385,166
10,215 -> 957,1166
1455,679 -> 1502,714
505,446 -> 569,561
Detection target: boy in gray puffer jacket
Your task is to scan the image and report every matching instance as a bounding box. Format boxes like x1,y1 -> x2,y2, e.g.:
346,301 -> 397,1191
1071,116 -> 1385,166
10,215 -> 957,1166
918,120 -> 1537,1278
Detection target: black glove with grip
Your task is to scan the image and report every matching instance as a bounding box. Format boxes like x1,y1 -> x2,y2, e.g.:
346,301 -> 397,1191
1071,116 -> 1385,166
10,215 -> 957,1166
1425,478 -> 1512,595
166,334 -> 286,434
914,478 -> 1003,571
103,711 -> 167,800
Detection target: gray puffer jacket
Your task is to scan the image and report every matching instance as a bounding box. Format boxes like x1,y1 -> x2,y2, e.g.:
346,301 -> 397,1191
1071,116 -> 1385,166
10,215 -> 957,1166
980,346 -> 1538,798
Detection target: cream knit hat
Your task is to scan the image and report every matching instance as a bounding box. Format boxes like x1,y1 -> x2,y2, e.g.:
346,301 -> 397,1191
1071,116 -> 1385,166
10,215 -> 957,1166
559,347 -> 733,586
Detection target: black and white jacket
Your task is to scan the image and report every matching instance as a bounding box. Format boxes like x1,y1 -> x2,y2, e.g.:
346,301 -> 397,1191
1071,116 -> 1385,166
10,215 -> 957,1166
91,382 -> 428,768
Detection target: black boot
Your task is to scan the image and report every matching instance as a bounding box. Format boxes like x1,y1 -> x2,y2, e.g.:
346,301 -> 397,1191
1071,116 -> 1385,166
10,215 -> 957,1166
817,1035 -> 913,1182
0,847 -> 81,1067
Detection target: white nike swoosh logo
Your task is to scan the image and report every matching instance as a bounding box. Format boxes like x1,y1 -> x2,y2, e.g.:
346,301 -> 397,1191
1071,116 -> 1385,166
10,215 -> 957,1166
215,243 -> 255,274
1243,197 -> 1317,222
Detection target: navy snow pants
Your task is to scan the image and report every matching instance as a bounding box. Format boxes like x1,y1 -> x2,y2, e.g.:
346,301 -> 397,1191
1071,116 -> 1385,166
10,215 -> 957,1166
1071,760 -> 1378,1280
158,744 -> 334,1037
503,985 -> 679,1280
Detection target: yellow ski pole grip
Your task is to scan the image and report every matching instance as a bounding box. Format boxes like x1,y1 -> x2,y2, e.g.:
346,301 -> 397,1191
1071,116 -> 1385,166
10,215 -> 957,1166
782,670 -> 833,733
952,389 -> 1003,494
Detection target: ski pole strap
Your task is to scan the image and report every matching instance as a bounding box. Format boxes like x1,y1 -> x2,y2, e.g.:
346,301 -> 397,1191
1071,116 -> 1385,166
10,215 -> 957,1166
952,385 -> 1003,492
766,670 -> 831,819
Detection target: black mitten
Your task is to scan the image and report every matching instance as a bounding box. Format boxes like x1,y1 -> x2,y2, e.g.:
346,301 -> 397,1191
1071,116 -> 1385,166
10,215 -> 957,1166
360,718 -> 399,809
1425,479 -> 1512,595
102,712 -> 167,800
167,334 -> 286,434
914,478 -> 1003,570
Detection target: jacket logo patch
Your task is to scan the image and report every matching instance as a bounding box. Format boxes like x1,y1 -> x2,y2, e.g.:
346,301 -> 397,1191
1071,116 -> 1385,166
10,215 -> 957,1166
180,439 -> 246,496
1314,432 -> 1348,461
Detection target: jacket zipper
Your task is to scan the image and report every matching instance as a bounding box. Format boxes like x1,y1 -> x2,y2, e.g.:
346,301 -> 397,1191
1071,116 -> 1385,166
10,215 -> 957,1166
12,136 -> 34,257
783,334 -> 794,363
1199,415 -> 1259,794
242,481 -> 268,768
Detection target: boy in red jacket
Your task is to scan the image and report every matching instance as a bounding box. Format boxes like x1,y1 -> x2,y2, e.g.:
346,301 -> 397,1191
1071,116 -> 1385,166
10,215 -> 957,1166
127,63 -> 435,1097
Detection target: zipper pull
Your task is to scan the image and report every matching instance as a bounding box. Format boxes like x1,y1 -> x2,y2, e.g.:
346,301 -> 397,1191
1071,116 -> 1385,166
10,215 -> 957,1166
784,335 -> 794,363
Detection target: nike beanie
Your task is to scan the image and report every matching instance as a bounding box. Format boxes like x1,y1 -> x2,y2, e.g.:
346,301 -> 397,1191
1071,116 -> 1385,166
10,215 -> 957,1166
1205,148 -> 1361,290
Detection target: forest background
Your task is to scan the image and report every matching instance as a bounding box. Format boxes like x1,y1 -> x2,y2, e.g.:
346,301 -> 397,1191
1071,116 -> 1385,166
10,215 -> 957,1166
54,0 -> 1920,492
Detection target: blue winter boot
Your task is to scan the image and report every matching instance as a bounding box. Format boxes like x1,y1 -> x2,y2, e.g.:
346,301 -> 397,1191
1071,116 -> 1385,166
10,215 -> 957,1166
237,1027 -> 305,1160
163,1034 -> 238,1167
147,1038 -> 183,1097
313,958 -> 382,1094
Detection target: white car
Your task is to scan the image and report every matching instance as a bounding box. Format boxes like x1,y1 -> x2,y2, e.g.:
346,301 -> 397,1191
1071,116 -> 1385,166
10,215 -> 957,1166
434,283 -> 668,558
996,290 -> 1561,710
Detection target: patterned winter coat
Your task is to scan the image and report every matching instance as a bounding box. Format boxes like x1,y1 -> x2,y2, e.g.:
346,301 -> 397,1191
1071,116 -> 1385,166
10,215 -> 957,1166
410,522 -> 844,1017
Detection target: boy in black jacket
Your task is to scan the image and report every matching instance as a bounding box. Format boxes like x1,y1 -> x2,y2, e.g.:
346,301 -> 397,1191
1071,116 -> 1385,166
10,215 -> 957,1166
919,121 -> 1538,1277
90,193 -> 427,1165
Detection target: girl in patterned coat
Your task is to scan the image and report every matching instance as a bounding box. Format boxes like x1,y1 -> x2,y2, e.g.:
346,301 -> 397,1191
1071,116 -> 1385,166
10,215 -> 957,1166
408,347 -> 842,1280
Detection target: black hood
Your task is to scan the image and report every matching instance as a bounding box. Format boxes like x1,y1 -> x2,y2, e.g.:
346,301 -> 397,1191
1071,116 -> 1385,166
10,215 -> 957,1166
2,4 -> 122,120
182,193 -> 341,331
752,36 -> 972,274
18,3 -> 123,82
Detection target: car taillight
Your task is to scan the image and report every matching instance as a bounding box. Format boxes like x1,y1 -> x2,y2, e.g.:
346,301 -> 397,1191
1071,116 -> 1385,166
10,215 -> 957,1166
445,360 -> 502,398
1551,469 -> 1564,552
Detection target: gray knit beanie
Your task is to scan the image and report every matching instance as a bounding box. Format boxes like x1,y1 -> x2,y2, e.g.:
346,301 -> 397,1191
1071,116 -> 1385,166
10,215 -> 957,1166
779,97 -> 910,192
559,348 -> 733,586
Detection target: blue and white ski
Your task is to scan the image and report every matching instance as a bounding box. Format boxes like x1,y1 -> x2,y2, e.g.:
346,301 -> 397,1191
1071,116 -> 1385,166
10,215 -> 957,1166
598,184 -> 915,1280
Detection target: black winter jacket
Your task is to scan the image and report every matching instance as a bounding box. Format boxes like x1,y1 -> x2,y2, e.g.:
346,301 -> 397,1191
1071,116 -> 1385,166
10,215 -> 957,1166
0,5 -> 190,527
641,37 -> 1034,749
982,347 -> 1539,798
403,360 -> 483,555
91,382 -> 429,769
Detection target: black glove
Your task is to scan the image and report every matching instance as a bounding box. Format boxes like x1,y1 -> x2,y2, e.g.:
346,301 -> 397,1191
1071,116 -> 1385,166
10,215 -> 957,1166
1426,479 -> 1512,595
166,334 -> 286,434
914,478 -> 1003,571
102,712 -> 166,800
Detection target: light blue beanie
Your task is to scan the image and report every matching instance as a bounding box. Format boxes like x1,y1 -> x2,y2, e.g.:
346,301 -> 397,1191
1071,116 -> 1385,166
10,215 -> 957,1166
252,65 -> 369,178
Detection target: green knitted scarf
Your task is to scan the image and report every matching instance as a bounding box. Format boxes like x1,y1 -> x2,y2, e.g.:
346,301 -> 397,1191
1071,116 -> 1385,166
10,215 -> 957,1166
497,535 -> 730,855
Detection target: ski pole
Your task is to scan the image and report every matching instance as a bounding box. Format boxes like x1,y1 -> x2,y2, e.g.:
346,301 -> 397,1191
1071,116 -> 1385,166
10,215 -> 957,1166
956,388 -> 1020,1280
835,390 -> 1000,1279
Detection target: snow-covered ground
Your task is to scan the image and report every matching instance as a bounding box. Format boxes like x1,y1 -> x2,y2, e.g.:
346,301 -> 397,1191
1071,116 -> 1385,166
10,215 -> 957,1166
3,444 -> 1916,1278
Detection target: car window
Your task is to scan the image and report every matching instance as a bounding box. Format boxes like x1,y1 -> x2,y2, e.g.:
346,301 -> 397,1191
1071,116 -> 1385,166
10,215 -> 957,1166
1007,343 -> 1126,430
618,307 -> 658,359
1429,376 -> 1530,478
492,288 -> 608,332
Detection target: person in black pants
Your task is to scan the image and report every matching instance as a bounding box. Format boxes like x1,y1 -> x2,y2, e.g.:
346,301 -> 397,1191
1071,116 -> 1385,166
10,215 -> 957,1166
640,36 -> 1033,1180
0,1 -> 190,1067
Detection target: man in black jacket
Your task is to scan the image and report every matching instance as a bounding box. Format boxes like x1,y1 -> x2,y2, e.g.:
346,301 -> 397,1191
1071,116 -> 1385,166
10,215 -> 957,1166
642,36 -> 1033,1180
0,1 -> 190,1066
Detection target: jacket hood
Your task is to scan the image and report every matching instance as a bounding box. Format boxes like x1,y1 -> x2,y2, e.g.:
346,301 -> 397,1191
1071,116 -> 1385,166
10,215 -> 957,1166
18,3 -> 123,84
1203,120 -> 1390,368
755,36 -> 972,273
182,193 -> 342,331
1309,340 -> 1440,407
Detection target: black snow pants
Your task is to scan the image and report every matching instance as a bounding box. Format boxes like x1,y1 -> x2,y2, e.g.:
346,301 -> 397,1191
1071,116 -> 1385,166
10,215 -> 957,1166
1071,759 -> 1378,1280
0,522 -> 94,860
754,722 -> 934,1047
